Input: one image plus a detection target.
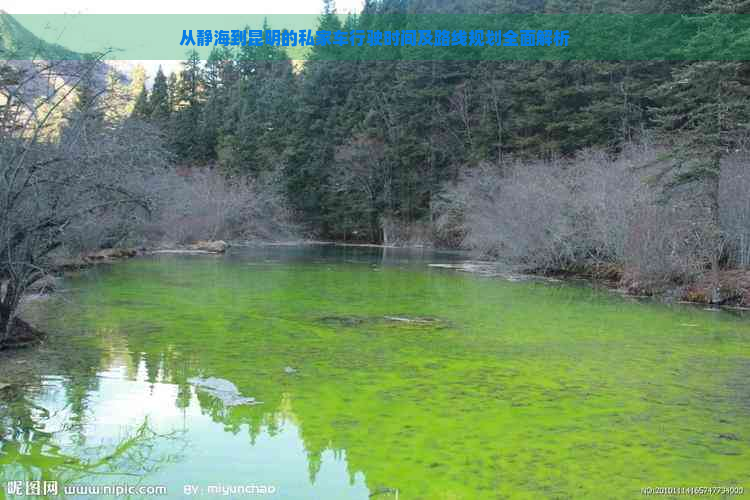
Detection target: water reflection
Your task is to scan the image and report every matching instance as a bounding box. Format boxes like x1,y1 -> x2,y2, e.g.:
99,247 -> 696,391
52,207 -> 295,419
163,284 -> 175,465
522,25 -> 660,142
0,374 -> 184,494
2,358 -> 370,499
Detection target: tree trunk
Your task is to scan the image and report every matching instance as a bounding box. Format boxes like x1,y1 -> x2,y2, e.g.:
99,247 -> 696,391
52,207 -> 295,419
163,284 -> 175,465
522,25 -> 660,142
0,281 -> 44,348
0,301 -> 45,349
708,153 -> 722,303
0,302 -> 10,343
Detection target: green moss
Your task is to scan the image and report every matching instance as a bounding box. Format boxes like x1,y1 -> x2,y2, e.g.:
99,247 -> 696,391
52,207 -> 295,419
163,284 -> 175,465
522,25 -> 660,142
3,248 -> 750,499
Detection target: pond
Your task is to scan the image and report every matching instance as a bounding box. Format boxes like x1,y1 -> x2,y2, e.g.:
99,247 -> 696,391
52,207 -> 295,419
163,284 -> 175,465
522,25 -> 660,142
1,245 -> 749,499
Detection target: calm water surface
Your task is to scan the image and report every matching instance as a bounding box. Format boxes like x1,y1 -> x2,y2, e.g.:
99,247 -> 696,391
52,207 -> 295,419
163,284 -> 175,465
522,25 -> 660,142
1,245 -> 749,499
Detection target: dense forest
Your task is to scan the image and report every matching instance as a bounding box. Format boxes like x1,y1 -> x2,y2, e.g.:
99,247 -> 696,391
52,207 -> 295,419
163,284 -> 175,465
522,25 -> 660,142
133,0 -> 749,265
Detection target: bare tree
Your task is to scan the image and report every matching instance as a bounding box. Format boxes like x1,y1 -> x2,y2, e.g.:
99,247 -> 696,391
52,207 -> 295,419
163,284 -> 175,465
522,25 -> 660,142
145,167 -> 294,244
332,135 -> 389,242
437,144 -> 712,287
0,57 -> 168,346
720,154 -> 750,269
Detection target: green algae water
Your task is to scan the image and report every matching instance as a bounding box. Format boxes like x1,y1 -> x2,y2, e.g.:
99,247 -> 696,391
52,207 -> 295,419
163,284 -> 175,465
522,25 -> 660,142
1,245 -> 749,499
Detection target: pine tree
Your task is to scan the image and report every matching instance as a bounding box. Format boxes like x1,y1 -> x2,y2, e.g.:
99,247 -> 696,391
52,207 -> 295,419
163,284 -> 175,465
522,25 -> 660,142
128,64 -> 148,116
150,66 -> 171,122
131,83 -> 150,119
61,62 -> 106,147
102,68 -> 132,122
169,50 -> 208,162
167,72 -> 178,112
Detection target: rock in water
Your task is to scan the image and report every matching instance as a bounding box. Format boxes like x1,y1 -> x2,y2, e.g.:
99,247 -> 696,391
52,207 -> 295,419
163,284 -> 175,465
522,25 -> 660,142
85,248 -> 138,261
189,240 -> 228,253
27,274 -> 59,293
383,316 -> 438,324
187,376 -> 261,406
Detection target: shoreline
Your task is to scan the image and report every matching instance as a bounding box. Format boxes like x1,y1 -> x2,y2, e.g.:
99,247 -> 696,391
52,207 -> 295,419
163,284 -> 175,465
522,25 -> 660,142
252,240 -> 750,311
425,260 -> 750,312
50,239 -> 750,311
7,240 -> 749,351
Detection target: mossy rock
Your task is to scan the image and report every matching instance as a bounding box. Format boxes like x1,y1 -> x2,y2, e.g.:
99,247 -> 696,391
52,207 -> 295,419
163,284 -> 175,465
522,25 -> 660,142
318,316 -> 366,327
317,315 -> 450,330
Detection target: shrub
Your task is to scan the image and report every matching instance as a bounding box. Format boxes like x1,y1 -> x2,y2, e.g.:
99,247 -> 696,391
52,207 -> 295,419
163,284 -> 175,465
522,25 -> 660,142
145,168 -> 295,245
436,144 -> 711,284
720,154 -> 750,269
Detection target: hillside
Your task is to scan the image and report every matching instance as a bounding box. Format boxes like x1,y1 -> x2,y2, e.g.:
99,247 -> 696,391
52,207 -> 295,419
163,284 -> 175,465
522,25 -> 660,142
0,10 -> 81,60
